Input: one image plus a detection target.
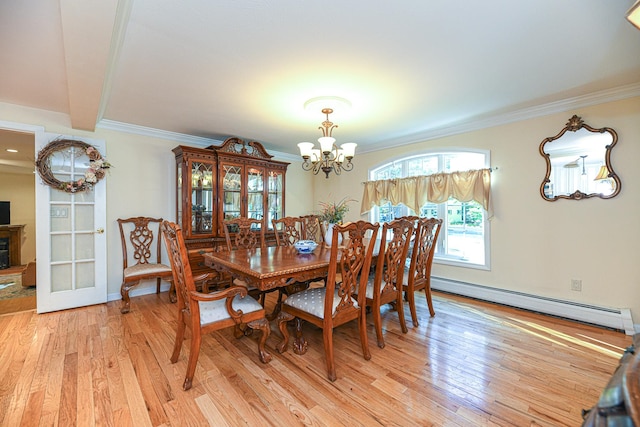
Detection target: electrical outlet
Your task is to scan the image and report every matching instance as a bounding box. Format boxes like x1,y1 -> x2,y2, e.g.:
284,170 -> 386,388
571,279 -> 582,291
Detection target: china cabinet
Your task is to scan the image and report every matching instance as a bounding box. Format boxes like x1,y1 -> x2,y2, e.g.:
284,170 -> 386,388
173,138 -> 288,282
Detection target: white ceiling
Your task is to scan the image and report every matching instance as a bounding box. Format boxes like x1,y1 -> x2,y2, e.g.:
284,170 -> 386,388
1,0 -> 640,170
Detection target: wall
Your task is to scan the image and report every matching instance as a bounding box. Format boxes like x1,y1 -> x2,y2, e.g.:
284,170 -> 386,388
0,171 -> 36,263
0,102 -> 314,301
313,96 -> 640,326
2,98 -> 638,324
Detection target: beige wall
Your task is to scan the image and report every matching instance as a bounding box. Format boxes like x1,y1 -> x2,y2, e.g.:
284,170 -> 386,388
0,171 -> 36,263
311,96 -> 640,322
1,97 -> 639,323
0,102 -> 314,300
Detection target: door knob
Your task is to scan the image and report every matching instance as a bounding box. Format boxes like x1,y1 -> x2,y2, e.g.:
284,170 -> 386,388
95,228 -> 104,234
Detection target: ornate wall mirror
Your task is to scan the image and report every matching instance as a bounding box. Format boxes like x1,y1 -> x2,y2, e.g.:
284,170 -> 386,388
539,115 -> 620,201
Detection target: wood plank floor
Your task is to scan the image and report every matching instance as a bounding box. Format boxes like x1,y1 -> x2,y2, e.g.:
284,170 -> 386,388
0,290 -> 631,426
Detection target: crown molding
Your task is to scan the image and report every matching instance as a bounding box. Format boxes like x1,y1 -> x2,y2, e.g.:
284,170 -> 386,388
359,82 -> 640,154
95,118 -> 299,161
96,119 -> 223,146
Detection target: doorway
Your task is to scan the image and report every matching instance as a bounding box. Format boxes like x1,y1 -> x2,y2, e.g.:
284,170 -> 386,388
0,129 -> 36,314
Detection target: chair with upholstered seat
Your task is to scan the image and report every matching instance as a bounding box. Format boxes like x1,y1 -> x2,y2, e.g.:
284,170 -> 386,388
222,217 -> 268,304
223,217 -> 265,251
361,218 -> 414,348
272,216 -> 304,246
276,220 -> 379,382
299,214 -> 324,243
160,220 -> 271,390
403,217 -> 443,325
117,216 -> 174,314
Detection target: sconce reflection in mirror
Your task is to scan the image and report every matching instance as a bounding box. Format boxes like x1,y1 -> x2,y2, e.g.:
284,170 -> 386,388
539,115 -> 621,201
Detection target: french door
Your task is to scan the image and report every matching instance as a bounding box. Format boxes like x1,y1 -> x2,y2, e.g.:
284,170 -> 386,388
36,133 -> 107,313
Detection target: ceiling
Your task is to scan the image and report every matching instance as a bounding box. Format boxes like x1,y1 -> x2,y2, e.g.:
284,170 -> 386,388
1,0 -> 640,173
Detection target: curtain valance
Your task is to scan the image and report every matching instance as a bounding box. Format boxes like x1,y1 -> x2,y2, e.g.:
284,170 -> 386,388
360,168 -> 491,214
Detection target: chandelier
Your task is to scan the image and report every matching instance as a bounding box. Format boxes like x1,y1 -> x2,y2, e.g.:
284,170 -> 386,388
297,105 -> 357,179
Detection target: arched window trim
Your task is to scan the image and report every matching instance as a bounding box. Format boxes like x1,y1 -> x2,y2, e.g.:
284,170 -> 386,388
367,148 -> 491,270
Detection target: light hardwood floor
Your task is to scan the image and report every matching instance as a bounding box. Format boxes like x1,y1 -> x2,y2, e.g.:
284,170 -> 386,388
0,290 -> 631,426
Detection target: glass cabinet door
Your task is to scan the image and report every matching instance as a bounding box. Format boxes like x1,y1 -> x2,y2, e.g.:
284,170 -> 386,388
191,161 -> 214,234
247,167 -> 264,221
267,170 -> 284,230
222,164 -> 242,221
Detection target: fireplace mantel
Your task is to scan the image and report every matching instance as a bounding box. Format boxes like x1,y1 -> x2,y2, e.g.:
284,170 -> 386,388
0,224 -> 25,267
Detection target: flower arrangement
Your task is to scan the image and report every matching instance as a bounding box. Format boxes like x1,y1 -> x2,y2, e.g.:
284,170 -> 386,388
318,196 -> 357,224
36,139 -> 112,193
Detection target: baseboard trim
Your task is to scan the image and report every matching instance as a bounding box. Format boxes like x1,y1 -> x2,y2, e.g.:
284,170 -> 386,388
107,282 -> 171,303
431,277 -> 636,335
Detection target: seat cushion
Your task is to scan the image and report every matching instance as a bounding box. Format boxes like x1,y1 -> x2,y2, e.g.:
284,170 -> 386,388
364,281 -> 375,299
283,287 -> 358,319
199,294 -> 264,325
124,263 -> 172,278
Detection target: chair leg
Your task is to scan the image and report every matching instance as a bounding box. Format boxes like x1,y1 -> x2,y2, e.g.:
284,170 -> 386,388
406,288 -> 419,327
276,311 -> 294,353
323,327 -> 336,382
372,299 -> 385,349
168,279 -> 177,303
120,281 -> 138,314
156,278 -> 161,294
183,332 -> 202,391
425,286 -> 435,317
293,317 -> 308,355
396,289 -> 408,334
247,317 -> 272,364
171,318 -> 186,364
358,310 -> 371,361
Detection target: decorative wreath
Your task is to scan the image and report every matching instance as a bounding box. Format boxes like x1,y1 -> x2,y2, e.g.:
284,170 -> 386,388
35,139 -> 112,193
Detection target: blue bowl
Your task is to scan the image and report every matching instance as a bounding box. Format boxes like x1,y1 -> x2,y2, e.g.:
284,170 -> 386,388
294,240 -> 318,254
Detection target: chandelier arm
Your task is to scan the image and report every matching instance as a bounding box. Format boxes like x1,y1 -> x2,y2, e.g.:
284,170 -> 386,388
341,160 -> 354,172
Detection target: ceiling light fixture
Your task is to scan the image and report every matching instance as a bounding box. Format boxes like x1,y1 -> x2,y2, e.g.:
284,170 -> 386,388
297,98 -> 356,179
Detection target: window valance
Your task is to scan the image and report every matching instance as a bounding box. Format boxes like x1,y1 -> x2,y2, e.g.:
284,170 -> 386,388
360,168 -> 491,214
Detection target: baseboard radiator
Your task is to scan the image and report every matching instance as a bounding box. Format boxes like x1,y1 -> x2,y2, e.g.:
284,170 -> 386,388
431,277 -> 636,335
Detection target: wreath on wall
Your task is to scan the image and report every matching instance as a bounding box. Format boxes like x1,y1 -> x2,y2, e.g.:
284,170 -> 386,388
35,139 -> 112,193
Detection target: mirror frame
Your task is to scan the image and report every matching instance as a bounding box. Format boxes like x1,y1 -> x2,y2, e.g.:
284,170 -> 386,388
539,115 -> 621,201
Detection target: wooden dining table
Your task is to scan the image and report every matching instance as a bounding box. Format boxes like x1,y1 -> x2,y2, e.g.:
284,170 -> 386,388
203,245 -> 334,293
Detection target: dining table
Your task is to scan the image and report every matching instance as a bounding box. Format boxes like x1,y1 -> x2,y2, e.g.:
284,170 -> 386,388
202,237 -> 382,319
203,244 -> 334,292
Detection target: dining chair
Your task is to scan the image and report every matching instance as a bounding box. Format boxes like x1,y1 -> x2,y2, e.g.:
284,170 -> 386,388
272,216 -> 304,246
223,217 -> 265,251
222,217 -> 271,308
403,217 -> 443,325
360,218 -> 414,348
276,220 -> 379,382
299,214 -> 324,243
117,216 -> 174,314
160,220 -> 271,390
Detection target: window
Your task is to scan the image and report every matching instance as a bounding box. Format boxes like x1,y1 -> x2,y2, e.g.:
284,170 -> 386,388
369,149 -> 490,269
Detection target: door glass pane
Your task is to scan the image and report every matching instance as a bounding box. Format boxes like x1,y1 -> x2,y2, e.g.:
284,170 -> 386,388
267,171 -> 283,228
75,233 -> 94,260
51,234 -> 71,262
51,205 -> 71,232
75,205 -> 94,231
76,262 -> 94,289
51,263 -> 72,292
223,165 -> 242,220
191,161 -> 214,233
247,167 -> 264,221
